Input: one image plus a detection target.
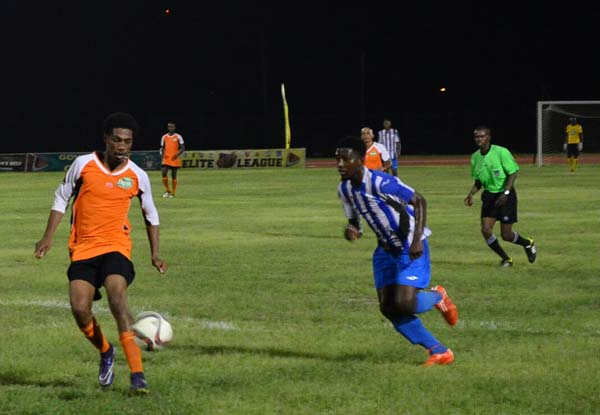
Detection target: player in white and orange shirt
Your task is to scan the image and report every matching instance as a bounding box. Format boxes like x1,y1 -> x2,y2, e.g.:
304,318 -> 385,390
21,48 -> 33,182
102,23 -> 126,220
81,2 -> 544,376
361,127 -> 391,171
160,122 -> 185,197
35,113 -> 167,394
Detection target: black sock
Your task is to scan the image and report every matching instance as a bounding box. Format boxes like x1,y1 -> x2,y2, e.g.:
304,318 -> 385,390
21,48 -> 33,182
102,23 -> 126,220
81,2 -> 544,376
486,235 -> 510,260
511,231 -> 531,247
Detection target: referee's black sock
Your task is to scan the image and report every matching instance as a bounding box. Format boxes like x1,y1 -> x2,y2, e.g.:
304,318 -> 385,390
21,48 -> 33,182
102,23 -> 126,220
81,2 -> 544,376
511,231 -> 531,247
486,235 -> 510,260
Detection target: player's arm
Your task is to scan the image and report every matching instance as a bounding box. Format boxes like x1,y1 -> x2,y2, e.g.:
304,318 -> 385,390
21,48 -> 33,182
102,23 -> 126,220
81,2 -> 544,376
159,136 -> 165,156
35,159 -> 82,258
138,172 -> 167,274
464,180 -> 482,206
339,187 -> 362,241
175,141 -> 186,160
396,140 -> 401,158
579,129 -> 584,151
408,191 -> 426,259
35,210 -> 65,258
145,225 -> 166,274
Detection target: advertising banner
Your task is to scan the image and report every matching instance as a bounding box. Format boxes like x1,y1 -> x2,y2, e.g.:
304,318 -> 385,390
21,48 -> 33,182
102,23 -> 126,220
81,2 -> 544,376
181,148 -> 305,169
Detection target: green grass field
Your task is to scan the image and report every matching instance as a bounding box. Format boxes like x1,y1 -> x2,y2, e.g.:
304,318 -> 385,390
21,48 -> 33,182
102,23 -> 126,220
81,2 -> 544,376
1,163 -> 599,414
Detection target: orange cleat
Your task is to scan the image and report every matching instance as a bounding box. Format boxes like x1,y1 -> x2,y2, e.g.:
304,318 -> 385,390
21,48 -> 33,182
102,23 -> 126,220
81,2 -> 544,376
432,285 -> 458,326
423,348 -> 454,367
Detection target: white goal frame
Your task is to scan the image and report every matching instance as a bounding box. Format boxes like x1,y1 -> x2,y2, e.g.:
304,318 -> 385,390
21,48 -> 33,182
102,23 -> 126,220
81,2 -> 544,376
536,100 -> 600,166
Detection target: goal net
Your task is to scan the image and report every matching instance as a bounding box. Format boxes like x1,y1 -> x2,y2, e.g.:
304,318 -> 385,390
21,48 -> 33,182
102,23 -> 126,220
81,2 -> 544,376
536,101 -> 600,166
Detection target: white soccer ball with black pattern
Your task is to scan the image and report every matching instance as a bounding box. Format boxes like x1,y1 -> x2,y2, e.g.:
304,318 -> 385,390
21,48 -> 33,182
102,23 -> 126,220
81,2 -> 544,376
132,311 -> 173,351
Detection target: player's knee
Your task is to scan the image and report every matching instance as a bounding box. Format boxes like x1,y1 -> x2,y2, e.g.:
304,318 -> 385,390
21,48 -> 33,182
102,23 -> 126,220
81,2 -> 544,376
380,299 -> 414,319
70,303 -> 92,323
501,230 -> 513,241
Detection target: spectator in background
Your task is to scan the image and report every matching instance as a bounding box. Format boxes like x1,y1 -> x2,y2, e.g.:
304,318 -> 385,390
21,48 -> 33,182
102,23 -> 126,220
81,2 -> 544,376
378,118 -> 401,176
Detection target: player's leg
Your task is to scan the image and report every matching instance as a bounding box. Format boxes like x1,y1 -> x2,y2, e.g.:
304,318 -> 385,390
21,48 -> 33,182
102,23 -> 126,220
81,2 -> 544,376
480,191 -> 511,265
498,191 -> 536,264
161,165 -> 171,196
67,259 -> 114,386
373,243 -> 454,365
102,253 -> 147,393
391,156 -> 398,176
170,167 -> 178,197
573,145 -> 580,172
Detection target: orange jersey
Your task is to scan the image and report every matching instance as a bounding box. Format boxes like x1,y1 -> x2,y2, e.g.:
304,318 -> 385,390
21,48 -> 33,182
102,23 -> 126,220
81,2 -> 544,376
364,143 -> 390,170
52,152 -> 159,262
160,133 -> 184,167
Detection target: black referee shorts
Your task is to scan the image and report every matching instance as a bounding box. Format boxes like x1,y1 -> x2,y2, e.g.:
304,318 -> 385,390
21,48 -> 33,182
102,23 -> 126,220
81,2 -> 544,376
67,251 -> 136,288
481,189 -> 518,224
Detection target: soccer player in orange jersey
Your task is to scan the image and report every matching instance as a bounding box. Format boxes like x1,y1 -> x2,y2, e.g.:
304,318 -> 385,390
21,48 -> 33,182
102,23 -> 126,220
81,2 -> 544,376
361,127 -> 391,172
34,112 -> 167,394
160,122 -> 185,198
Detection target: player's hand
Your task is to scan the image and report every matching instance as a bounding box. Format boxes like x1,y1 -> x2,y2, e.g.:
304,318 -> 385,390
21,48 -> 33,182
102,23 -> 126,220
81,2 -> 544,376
495,194 -> 508,207
344,224 -> 361,241
409,239 -> 423,260
152,256 -> 168,274
578,143 -> 583,152
464,194 -> 473,207
34,238 -> 52,259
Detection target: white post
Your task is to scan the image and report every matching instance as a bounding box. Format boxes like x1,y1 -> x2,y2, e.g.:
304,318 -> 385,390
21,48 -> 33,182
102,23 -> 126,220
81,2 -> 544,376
536,101 -> 543,167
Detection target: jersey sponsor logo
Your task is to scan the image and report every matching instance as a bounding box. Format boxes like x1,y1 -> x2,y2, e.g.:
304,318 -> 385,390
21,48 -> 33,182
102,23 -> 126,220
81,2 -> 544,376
369,150 -> 377,156
117,177 -> 133,189
493,169 -> 500,177
503,216 -> 509,222
405,275 -> 418,281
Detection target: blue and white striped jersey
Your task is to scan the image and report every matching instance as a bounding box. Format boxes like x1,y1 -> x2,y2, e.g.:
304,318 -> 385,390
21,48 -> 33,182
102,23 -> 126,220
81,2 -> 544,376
377,128 -> 400,157
338,167 -> 431,251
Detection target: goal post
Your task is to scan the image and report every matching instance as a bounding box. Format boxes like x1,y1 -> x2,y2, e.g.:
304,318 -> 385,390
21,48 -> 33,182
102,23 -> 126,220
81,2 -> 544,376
536,100 -> 600,166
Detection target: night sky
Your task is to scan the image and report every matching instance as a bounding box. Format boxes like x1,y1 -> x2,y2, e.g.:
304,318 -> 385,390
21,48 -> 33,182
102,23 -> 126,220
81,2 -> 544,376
5,1 -> 600,156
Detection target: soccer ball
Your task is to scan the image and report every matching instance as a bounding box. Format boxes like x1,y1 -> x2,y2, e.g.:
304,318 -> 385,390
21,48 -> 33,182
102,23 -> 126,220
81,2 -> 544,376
132,311 -> 173,351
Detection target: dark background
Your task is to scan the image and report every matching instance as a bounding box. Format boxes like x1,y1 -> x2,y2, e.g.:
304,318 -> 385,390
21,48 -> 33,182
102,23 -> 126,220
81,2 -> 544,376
4,1 -> 600,156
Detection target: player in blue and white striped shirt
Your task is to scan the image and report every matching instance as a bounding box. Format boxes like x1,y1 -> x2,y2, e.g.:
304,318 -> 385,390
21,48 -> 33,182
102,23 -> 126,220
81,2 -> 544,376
335,136 -> 458,366
377,118 -> 401,176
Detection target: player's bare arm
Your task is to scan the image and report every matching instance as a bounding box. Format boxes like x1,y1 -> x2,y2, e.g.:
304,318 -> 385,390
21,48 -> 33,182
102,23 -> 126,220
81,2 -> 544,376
34,210 -> 65,258
409,191 -> 426,260
464,180 -> 482,206
146,225 -> 167,274
344,218 -> 362,241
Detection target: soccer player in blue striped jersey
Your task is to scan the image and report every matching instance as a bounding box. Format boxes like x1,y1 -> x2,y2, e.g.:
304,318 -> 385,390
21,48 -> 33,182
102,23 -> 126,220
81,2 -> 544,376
335,136 -> 458,366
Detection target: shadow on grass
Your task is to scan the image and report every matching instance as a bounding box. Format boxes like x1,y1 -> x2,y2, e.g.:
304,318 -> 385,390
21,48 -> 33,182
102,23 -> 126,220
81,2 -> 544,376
174,344 -> 372,363
0,371 -> 74,388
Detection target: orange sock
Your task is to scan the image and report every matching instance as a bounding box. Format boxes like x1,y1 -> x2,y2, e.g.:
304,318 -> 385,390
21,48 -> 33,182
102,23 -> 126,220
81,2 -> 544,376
119,331 -> 144,373
162,177 -> 171,193
80,317 -> 110,353
172,179 -> 177,196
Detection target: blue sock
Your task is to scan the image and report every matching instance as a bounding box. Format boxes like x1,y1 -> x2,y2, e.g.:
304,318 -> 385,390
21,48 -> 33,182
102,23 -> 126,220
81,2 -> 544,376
392,315 -> 447,353
414,291 -> 442,314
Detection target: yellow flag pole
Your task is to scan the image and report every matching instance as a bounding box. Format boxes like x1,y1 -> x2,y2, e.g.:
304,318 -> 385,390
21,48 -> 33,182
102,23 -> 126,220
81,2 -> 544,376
281,83 -> 291,150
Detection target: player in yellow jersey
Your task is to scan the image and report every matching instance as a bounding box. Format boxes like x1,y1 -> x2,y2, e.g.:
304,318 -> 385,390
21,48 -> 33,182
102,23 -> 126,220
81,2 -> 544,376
160,122 -> 185,197
35,113 -> 167,394
564,117 -> 583,173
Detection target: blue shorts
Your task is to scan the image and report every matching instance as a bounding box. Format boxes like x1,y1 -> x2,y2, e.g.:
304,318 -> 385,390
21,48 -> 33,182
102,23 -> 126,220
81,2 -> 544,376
391,156 -> 398,170
372,239 -> 431,289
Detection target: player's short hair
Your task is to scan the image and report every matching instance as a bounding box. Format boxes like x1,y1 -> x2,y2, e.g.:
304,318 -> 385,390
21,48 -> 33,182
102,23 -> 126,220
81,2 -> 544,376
474,125 -> 491,135
102,112 -> 139,137
337,136 -> 366,158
